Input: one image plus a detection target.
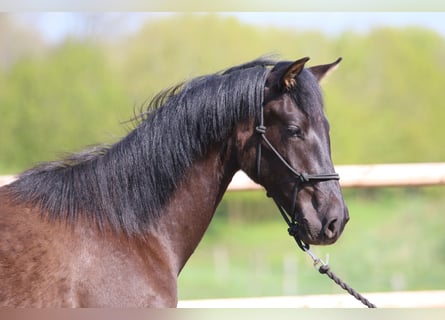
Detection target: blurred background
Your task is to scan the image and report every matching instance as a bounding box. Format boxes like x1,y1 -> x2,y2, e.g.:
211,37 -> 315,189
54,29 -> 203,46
0,12 -> 444,300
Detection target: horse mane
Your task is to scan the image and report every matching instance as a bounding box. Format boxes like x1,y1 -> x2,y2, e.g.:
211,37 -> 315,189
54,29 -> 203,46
6,58 -> 275,235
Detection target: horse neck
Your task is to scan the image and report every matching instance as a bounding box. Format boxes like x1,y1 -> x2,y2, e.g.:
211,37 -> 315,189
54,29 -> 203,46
151,142 -> 238,273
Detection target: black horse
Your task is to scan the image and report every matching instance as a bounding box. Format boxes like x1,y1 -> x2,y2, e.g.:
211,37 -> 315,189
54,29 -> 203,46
0,57 -> 348,307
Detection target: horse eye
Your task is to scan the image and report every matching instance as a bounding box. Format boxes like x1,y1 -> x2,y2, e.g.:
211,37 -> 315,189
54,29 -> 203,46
286,125 -> 303,138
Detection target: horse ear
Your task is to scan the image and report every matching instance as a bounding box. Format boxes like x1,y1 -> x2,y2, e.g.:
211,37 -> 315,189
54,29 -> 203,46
281,57 -> 310,90
308,57 -> 342,82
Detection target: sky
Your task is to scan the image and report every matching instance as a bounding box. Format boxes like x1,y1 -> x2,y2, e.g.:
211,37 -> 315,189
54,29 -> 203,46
14,12 -> 445,44
231,12 -> 445,36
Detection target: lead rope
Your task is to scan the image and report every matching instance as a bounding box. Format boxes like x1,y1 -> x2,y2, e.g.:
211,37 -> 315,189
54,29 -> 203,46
271,198 -> 376,308
303,246 -> 377,308
284,217 -> 377,308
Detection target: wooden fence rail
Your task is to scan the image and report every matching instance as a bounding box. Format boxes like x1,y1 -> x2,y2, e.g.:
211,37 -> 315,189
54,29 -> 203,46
178,290 -> 445,308
228,162 -> 445,190
2,163 -> 445,189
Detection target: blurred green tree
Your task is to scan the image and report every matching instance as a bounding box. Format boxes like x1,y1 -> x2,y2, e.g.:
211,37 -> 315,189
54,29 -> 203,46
0,39 -> 129,172
1,14 -> 445,173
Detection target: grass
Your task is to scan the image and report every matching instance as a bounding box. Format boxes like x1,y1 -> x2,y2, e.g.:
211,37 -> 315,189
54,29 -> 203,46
178,188 -> 445,300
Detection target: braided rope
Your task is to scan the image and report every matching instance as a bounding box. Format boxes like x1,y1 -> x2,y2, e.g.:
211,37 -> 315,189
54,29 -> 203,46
318,264 -> 377,308
304,248 -> 377,308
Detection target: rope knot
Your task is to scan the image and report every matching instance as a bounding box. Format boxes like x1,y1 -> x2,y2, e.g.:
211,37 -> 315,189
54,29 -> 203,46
255,125 -> 266,134
318,264 -> 330,274
287,225 -> 299,237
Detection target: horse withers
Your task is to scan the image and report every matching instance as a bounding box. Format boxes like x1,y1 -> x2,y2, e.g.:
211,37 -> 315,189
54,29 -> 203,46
0,57 -> 348,307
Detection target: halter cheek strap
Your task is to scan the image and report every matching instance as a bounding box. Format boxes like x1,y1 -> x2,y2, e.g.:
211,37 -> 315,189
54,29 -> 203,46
255,106 -> 340,251
256,125 -> 339,183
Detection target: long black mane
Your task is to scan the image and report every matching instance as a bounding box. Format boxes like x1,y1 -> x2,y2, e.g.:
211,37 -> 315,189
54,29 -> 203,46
7,58 -> 275,235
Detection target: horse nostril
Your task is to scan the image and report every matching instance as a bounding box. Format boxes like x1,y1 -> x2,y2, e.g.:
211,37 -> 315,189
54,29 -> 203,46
324,218 -> 338,239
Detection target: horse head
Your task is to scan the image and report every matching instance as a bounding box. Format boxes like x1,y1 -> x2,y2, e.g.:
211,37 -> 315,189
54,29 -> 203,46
236,57 -> 349,246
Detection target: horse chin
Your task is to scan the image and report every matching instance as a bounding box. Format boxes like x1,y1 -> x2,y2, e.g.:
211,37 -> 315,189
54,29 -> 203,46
297,230 -> 339,246
313,236 -> 339,246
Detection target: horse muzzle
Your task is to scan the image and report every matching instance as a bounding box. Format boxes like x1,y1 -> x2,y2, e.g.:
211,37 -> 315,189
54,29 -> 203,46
297,202 -> 349,246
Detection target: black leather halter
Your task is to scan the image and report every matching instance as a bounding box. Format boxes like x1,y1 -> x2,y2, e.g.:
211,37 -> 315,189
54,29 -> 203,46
255,105 -> 340,251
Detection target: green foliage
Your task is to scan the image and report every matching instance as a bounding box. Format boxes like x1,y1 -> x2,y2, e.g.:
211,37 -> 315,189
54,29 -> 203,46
1,15 -> 445,173
0,40 -> 129,172
113,14 -> 333,102
327,27 -> 445,164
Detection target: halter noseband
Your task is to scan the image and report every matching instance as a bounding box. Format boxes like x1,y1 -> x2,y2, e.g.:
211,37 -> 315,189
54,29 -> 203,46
255,105 -> 340,251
